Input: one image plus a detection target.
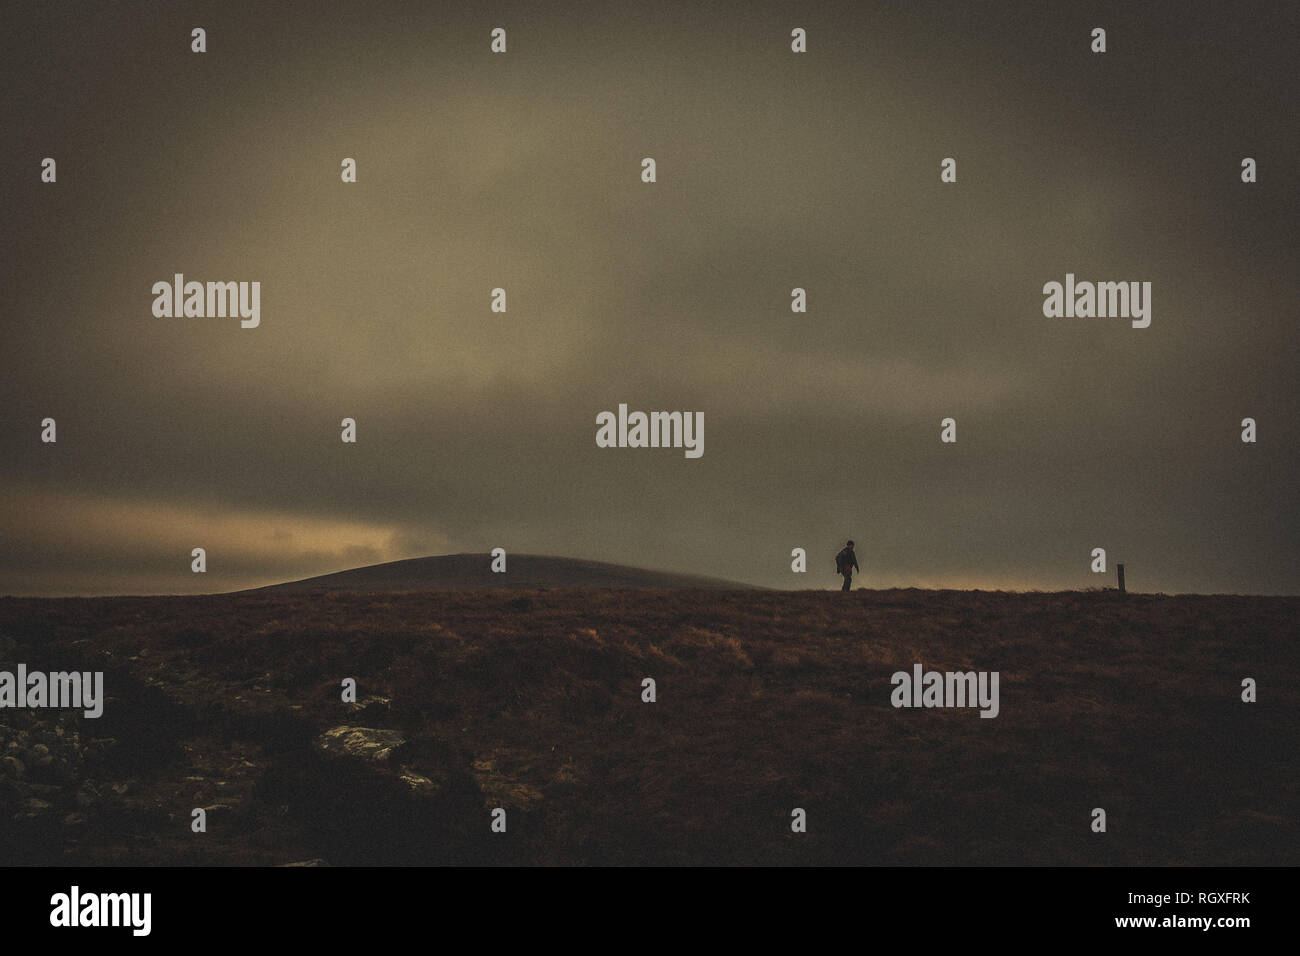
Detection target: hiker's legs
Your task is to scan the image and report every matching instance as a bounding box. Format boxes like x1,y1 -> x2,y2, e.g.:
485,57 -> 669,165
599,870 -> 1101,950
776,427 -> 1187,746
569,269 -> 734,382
842,570 -> 851,592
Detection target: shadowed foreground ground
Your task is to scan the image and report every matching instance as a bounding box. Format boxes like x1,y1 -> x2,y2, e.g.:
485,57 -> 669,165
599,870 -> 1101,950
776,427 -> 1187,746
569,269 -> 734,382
1,588 -> 1295,865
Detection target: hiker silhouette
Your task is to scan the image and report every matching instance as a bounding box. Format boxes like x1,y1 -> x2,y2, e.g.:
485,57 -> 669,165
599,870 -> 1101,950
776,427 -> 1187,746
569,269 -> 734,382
835,540 -> 859,592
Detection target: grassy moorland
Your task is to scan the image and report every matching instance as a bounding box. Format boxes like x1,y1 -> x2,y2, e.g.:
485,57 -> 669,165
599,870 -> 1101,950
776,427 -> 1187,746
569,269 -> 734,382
0,588 -> 1295,865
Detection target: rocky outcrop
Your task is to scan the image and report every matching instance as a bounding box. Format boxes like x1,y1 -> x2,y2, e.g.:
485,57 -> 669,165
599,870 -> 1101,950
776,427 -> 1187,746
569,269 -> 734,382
316,726 -> 405,763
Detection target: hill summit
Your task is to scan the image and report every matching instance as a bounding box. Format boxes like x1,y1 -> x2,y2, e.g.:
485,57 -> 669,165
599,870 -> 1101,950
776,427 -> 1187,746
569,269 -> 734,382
244,553 -> 757,593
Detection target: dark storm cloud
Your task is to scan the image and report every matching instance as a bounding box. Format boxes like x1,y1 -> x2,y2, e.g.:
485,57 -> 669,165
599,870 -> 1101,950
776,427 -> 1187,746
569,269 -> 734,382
2,1 -> 1296,594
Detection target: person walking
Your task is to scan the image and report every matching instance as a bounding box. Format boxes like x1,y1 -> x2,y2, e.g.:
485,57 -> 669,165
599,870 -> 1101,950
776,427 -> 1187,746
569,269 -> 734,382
835,540 -> 859,592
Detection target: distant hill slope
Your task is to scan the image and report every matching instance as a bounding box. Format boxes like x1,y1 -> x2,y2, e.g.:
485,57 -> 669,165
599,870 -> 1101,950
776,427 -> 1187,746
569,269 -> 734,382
244,553 -> 759,593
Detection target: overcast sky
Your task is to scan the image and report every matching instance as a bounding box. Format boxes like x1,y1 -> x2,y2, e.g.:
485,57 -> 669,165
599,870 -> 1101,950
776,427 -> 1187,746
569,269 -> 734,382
2,0 -> 1296,596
